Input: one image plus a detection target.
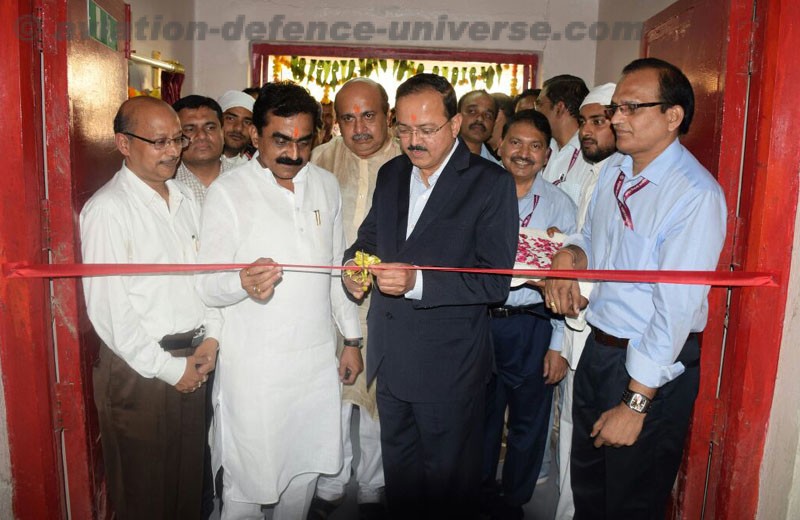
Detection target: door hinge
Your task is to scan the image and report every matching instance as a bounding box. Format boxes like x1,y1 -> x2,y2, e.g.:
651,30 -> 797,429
730,216 -> 745,268
53,381 -> 75,433
41,198 -> 51,252
33,6 -> 45,53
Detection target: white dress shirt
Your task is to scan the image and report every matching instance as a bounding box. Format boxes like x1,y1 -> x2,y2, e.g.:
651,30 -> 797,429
80,163 -> 222,385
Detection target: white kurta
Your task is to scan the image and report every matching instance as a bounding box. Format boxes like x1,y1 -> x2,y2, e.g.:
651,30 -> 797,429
195,160 -> 361,504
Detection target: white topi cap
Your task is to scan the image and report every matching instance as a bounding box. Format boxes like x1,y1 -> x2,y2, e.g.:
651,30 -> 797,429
580,82 -> 617,108
218,90 -> 255,113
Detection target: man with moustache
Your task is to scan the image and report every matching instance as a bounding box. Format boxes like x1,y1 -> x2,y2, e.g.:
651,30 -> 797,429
80,96 -> 221,519
217,89 -> 255,169
545,58 -> 726,518
458,89 -> 502,165
308,78 -> 401,520
554,82 -> 619,519
195,82 -> 363,520
173,95 -> 233,207
343,74 -> 518,519
536,75 -> 591,206
481,110 -> 575,520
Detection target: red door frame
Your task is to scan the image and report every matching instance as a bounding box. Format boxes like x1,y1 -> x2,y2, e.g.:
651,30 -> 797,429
0,1 -> 65,518
250,43 -> 539,91
706,0 -> 800,517
644,0 -> 799,518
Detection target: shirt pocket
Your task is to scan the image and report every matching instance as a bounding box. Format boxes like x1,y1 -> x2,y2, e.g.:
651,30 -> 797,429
613,227 -> 657,270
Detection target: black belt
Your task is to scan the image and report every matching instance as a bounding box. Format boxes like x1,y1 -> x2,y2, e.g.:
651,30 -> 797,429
591,326 -> 700,358
159,326 -> 205,351
489,305 -> 550,320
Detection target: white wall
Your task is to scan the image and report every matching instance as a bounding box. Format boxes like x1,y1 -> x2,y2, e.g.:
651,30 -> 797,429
594,0 -> 677,84
0,354 -> 11,520
758,204 -> 800,519
191,0 -> 600,98
128,0 -> 195,92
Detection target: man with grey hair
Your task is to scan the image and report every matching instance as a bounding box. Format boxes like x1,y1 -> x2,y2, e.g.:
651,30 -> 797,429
308,77 -> 401,520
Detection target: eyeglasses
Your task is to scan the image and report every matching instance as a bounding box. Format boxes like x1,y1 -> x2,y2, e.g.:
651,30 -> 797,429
604,102 -> 670,117
394,119 -> 452,140
123,132 -> 190,150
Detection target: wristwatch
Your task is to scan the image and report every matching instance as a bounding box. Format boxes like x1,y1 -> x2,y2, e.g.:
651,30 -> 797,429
343,338 -> 364,349
621,389 -> 652,414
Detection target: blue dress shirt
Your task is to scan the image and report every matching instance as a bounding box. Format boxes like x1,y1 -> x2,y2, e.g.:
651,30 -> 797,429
505,173 -> 577,351
566,139 -> 727,388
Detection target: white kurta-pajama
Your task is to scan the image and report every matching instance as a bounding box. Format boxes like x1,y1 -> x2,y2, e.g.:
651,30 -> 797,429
195,160 -> 360,504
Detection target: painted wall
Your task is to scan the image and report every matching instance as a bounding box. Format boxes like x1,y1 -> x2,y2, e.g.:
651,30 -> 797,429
190,0 -> 600,98
128,0 -> 195,93
0,356 -> 10,520
594,0 -> 677,84
758,205 -> 800,519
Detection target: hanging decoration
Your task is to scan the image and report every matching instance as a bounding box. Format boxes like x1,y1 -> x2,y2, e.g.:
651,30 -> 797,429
273,55 -> 521,98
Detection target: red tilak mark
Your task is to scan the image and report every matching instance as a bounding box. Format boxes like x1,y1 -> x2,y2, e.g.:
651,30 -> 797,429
292,127 -> 299,139
410,114 -> 417,123
353,104 -> 361,114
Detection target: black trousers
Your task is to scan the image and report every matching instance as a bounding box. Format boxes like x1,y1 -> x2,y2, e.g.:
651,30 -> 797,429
571,333 -> 700,520
482,312 -> 554,507
94,343 -> 205,520
377,377 -> 485,520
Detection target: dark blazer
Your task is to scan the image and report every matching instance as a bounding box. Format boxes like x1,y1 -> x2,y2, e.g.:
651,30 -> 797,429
346,140 -> 518,402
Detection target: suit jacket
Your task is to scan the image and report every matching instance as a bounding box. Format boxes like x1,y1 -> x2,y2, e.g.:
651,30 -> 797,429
346,140 -> 518,402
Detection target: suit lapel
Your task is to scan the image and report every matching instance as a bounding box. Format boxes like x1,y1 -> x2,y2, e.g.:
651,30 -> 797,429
394,162 -> 411,252
401,140 -> 471,253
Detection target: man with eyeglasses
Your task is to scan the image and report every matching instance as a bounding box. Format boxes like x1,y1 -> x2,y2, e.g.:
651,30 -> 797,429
195,81 -> 362,520
342,73 -> 518,519
553,82 -> 619,519
536,75 -> 591,207
80,96 -> 222,519
545,58 -> 727,518
218,90 -> 255,169
173,95 -> 233,207
307,78 -> 401,520
457,89 -> 502,165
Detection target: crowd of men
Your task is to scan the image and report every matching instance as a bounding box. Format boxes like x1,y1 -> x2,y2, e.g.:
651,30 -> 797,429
79,56 -> 726,520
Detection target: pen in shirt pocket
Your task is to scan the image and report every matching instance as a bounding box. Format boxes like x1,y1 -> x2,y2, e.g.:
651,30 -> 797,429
314,210 -> 321,226
192,234 -> 200,252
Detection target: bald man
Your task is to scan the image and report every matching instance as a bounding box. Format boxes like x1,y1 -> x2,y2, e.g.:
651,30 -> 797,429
309,78 -> 401,519
80,97 -> 221,519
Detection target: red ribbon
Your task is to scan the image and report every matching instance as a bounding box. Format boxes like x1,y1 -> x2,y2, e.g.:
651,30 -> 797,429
1,262 -> 778,287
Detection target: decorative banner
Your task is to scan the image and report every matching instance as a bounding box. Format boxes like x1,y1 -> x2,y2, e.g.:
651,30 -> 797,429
1,262 -> 778,287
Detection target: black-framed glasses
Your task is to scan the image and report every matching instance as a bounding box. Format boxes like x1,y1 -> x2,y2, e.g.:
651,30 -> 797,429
123,132 -> 190,150
604,102 -> 670,117
394,119 -> 452,140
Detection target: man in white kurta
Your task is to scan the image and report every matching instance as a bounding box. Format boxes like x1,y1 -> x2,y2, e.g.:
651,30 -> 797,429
195,82 -> 362,520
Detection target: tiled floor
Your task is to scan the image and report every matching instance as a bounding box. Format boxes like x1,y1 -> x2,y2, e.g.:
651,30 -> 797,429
210,407 -> 561,519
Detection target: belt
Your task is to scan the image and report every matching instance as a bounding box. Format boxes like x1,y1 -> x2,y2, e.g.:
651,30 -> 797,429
591,327 -> 629,349
489,305 -> 549,320
159,326 -> 205,351
591,326 -> 701,354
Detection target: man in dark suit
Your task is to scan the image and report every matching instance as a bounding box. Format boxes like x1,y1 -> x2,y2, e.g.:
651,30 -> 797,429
343,73 -> 518,519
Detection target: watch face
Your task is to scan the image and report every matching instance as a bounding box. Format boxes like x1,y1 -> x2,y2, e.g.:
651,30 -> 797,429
623,390 -> 651,413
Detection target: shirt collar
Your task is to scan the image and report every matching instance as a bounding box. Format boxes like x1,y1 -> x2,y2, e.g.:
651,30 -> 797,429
411,139 -> 459,188
121,161 -> 185,207
619,138 -> 681,185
